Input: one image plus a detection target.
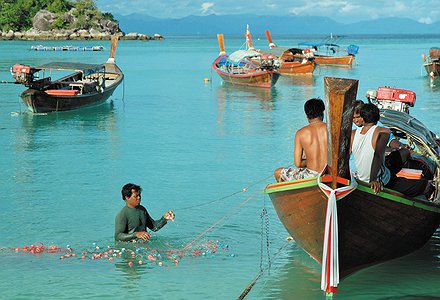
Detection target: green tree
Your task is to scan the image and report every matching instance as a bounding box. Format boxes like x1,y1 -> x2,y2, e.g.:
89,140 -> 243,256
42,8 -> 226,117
47,0 -> 73,13
0,0 -> 115,32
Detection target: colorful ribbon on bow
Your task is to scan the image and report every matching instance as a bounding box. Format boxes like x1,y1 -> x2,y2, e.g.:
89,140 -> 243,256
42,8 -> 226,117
317,169 -> 357,294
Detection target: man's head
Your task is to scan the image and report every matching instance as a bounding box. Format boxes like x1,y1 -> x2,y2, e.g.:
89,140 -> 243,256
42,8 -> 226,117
304,98 -> 325,120
121,183 -> 142,207
353,100 -> 364,127
360,103 -> 380,124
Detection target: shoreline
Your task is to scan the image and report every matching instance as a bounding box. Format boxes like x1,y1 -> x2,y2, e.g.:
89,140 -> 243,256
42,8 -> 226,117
0,30 -> 164,41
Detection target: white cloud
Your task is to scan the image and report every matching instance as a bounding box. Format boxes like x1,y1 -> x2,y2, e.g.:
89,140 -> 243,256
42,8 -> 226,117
201,2 -> 215,15
394,1 -> 406,12
418,17 -> 433,24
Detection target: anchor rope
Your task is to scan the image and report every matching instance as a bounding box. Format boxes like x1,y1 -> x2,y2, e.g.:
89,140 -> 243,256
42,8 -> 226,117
180,189 -> 261,252
237,239 -> 291,300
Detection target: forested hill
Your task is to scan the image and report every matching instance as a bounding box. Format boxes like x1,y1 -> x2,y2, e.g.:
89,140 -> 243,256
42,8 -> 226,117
0,0 -> 116,32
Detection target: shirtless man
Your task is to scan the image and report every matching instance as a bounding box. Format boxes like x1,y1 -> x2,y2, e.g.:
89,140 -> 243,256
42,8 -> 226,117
275,98 -> 327,182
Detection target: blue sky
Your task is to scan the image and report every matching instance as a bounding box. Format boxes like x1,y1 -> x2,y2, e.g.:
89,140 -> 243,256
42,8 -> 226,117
96,0 -> 440,24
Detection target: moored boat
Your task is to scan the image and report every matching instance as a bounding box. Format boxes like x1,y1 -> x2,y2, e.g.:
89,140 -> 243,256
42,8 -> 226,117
12,36 -> 123,113
211,30 -> 280,89
263,30 -> 316,75
265,77 -> 440,294
299,36 -> 359,66
422,47 -> 440,78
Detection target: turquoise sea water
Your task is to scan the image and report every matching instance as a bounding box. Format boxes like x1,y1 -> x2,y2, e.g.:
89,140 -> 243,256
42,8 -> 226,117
1,35 -> 440,299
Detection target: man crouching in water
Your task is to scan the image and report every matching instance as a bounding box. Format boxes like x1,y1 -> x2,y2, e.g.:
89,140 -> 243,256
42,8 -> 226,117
115,183 -> 175,242
275,98 -> 328,182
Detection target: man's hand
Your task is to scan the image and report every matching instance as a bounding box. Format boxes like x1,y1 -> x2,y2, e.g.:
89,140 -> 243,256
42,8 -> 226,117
135,231 -> 151,241
164,210 -> 175,221
370,181 -> 383,194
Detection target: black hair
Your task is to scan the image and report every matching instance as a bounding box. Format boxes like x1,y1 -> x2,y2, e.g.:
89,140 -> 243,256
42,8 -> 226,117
360,103 -> 380,124
353,100 -> 364,114
121,183 -> 142,200
304,98 -> 325,120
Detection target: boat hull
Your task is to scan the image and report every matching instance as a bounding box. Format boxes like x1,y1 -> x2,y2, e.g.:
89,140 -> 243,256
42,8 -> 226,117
21,66 -> 124,113
212,55 -> 280,88
214,70 -> 280,88
266,179 -> 440,278
424,61 -> 440,78
315,55 -> 355,66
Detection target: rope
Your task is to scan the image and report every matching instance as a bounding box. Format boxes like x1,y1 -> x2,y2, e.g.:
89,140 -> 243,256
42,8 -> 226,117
175,173 -> 274,212
237,240 -> 291,300
175,189 -> 245,212
180,189 -> 261,252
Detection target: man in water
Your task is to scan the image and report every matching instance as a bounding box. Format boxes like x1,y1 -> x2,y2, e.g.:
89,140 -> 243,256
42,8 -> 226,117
275,98 -> 327,182
115,183 -> 175,242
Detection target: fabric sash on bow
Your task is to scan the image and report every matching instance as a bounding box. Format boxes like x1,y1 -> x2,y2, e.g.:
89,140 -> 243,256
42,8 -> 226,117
317,168 -> 357,294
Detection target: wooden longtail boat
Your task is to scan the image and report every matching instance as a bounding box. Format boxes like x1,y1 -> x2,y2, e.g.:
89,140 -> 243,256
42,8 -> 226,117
422,47 -> 440,79
211,32 -> 280,89
11,36 -> 123,113
265,77 -> 440,294
264,30 -> 315,75
299,38 -> 359,66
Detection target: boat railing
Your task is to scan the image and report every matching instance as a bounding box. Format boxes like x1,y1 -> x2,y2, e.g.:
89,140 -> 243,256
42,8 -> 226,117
28,77 -> 51,90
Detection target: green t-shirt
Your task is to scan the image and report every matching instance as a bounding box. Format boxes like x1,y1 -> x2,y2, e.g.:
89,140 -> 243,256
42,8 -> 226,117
115,205 -> 167,242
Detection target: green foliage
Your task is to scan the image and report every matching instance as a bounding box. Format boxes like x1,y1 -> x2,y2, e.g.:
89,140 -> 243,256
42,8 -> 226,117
47,0 -> 73,13
51,13 -> 68,30
0,0 -> 116,32
102,12 -> 116,23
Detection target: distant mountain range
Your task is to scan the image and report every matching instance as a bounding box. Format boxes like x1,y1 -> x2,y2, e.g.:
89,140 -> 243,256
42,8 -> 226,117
114,13 -> 440,36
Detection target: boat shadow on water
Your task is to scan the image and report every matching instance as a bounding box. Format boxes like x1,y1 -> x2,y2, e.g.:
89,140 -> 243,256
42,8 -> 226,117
216,84 -> 279,107
260,229 -> 440,299
17,101 -> 117,151
276,75 -> 316,87
20,100 -> 117,126
423,76 -> 440,92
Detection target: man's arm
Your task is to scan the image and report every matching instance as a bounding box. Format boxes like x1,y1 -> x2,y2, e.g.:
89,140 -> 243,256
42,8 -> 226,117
369,130 -> 390,193
294,131 -> 307,168
145,210 -> 168,232
350,129 -> 356,153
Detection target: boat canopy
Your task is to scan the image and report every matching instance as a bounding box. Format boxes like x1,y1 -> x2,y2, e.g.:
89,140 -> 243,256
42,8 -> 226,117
36,62 -> 104,76
228,49 -> 261,62
380,109 -> 440,164
264,47 -> 303,57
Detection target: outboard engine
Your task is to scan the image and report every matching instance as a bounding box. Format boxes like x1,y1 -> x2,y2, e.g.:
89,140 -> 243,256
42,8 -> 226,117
10,64 -> 37,85
302,48 -> 315,61
367,87 -> 415,114
260,54 -> 280,70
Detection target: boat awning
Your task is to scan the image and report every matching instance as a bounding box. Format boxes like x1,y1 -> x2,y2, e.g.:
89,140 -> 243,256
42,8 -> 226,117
380,109 -> 440,159
228,49 -> 261,62
263,47 -> 304,57
36,62 -> 104,76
